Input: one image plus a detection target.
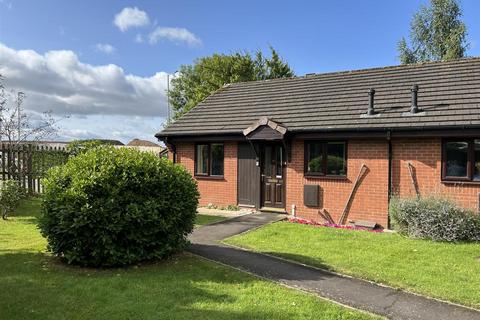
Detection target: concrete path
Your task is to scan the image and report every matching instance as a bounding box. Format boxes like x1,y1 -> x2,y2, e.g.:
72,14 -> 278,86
188,212 -> 480,320
197,206 -> 254,218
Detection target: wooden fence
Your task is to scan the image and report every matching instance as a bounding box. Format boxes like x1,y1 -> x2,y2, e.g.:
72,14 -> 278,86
0,144 -> 69,194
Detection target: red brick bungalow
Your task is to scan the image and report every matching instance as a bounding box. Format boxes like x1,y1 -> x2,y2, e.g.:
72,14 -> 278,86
156,58 -> 480,228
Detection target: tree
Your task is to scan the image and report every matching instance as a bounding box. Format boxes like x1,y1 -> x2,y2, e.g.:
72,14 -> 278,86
0,76 -> 61,181
397,0 -> 468,64
168,47 -> 294,120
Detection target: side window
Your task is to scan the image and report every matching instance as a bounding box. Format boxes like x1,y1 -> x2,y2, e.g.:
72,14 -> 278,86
474,140 -> 480,181
195,143 -> 224,177
444,141 -> 468,178
210,144 -> 224,176
195,144 -> 209,175
305,141 -> 346,177
326,142 -> 346,175
306,142 -> 324,175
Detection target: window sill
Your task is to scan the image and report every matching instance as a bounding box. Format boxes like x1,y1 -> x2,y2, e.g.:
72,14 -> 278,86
441,180 -> 480,186
195,175 -> 225,181
304,175 -> 348,181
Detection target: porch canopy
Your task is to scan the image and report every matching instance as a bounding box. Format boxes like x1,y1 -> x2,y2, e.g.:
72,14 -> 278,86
242,117 -> 288,141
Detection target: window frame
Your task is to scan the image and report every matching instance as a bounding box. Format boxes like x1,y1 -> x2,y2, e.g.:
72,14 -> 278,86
304,140 -> 347,178
194,142 -> 225,178
441,138 -> 479,182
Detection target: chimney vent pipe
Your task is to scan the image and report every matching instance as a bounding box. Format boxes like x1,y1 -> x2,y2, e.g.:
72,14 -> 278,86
411,85 -> 419,114
367,88 -> 375,116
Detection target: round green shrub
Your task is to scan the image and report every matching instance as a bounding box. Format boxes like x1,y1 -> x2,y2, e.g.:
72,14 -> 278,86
39,146 -> 199,267
389,196 -> 480,242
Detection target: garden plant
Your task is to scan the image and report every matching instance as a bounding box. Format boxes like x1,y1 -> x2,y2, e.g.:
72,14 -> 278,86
39,146 -> 199,267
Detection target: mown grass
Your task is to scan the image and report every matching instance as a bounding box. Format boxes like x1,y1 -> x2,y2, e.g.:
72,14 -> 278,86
195,214 -> 227,226
225,221 -> 480,308
0,198 -> 379,320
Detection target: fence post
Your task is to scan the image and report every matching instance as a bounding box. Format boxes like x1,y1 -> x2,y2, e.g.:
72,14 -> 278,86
27,144 -> 33,194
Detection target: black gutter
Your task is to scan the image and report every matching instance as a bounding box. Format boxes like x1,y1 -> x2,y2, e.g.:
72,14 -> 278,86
156,124 -> 480,141
163,137 -> 177,164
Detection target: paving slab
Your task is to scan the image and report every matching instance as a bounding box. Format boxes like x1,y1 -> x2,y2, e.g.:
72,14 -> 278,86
188,213 -> 480,320
197,207 -> 254,218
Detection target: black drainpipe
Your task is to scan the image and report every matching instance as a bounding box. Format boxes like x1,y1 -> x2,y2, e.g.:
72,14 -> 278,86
164,138 -> 177,164
387,130 -> 392,229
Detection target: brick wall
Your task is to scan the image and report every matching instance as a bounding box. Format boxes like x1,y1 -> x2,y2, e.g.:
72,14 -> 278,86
172,141 -> 238,207
391,138 -> 480,210
286,139 -> 390,227
168,137 -> 480,228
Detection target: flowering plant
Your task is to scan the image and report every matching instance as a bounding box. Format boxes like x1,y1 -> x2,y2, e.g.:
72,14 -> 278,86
288,217 -> 383,233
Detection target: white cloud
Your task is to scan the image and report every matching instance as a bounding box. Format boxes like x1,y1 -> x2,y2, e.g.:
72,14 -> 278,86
149,27 -> 202,47
0,43 -> 169,142
95,43 -> 116,54
114,7 -> 150,32
58,115 -> 163,143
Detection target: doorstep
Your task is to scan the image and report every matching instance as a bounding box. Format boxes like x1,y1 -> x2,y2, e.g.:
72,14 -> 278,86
259,207 -> 287,214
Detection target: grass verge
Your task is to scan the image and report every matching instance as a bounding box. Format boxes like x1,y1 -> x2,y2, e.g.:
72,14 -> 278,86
0,198 -> 379,319
224,221 -> 480,308
195,214 -> 227,226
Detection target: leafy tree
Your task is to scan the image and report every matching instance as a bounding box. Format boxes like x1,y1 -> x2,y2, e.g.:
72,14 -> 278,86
398,0 -> 468,64
168,47 -> 294,120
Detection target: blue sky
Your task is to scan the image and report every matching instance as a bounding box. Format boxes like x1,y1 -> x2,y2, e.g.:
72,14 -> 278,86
1,0 -> 479,143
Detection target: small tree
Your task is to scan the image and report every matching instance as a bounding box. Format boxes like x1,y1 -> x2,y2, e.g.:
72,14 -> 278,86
0,180 -> 25,220
397,0 -> 468,64
0,76 -> 62,182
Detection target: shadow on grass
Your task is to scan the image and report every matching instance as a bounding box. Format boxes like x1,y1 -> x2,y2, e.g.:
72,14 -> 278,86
0,251 -> 316,320
3,216 -> 39,225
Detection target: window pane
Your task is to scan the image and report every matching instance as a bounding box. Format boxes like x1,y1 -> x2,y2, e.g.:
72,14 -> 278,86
306,142 -> 323,174
326,142 -> 346,175
263,146 -> 272,177
474,140 -> 480,181
445,141 -> 468,177
276,146 -> 283,177
211,144 -> 224,176
196,144 -> 209,175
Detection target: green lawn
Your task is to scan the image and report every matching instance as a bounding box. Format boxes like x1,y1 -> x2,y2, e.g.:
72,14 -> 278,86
195,214 -> 227,226
0,198 -> 379,320
225,221 -> 480,308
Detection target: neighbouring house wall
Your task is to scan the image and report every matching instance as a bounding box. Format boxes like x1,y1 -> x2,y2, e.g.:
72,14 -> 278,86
286,139 -> 390,228
170,141 -> 238,207
391,138 -> 480,211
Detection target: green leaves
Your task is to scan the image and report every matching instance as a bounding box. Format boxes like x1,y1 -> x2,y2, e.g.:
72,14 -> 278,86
168,47 -> 294,120
38,146 -> 199,267
389,196 -> 480,242
0,180 -> 25,220
398,0 -> 468,64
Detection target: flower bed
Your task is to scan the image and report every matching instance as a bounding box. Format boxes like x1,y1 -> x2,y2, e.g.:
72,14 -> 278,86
288,217 -> 383,233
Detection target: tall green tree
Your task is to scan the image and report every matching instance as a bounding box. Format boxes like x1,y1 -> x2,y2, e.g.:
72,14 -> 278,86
398,0 -> 468,64
168,47 -> 294,120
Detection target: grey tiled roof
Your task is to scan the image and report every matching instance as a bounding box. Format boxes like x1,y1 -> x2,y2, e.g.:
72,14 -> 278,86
157,57 -> 480,138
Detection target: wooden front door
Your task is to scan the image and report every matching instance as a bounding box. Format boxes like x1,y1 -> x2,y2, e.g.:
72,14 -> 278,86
261,144 -> 285,209
237,143 -> 261,208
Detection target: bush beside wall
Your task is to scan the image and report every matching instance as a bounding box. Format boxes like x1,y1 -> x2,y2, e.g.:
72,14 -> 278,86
390,196 -> 480,242
39,146 -> 199,267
